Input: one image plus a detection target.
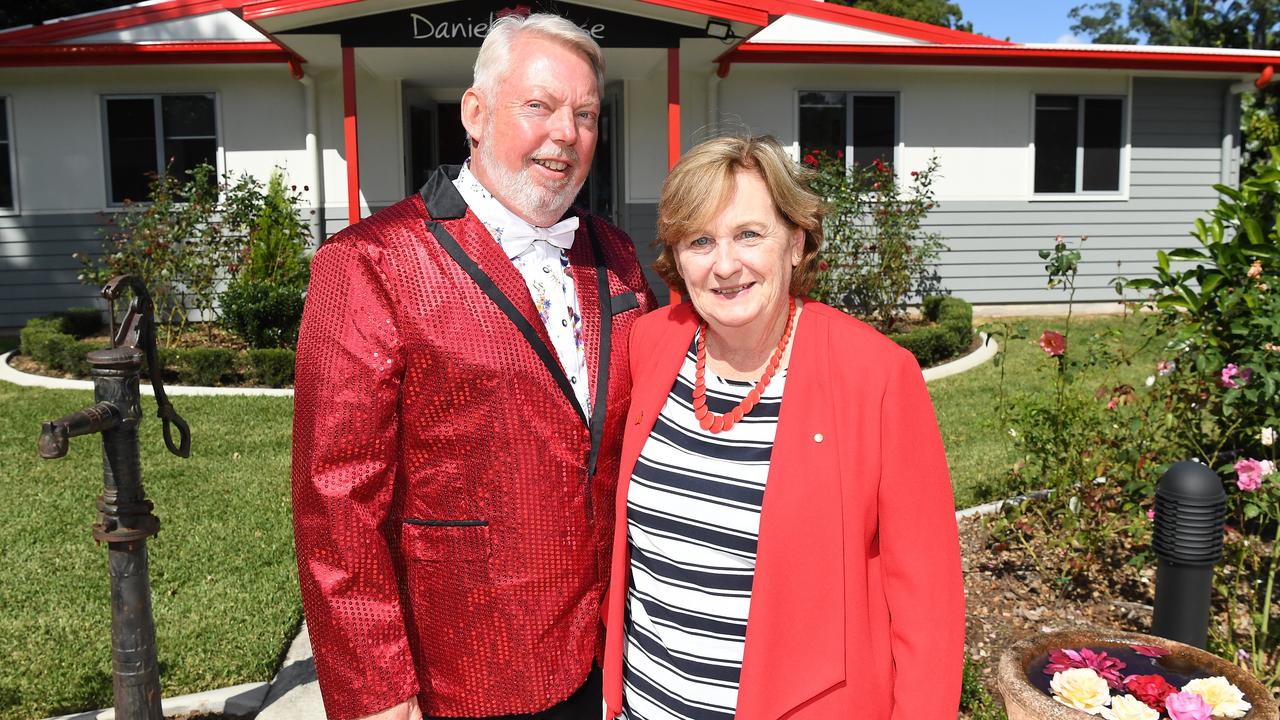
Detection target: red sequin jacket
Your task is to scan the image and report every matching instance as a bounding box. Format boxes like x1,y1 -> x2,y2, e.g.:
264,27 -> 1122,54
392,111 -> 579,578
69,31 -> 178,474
292,166 -> 656,720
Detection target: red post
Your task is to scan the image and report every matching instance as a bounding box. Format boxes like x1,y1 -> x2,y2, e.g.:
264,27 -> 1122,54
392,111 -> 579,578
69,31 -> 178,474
666,46 -> 680,171
342,46 -> 361,225
667,45 -> 682,304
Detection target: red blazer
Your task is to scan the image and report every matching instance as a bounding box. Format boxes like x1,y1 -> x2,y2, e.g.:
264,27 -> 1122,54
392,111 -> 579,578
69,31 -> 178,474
603,301 -> 964,719
293,166 -> 655,720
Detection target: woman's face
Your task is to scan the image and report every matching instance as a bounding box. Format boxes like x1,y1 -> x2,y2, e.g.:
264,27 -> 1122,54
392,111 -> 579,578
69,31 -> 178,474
674,168 -> 804,344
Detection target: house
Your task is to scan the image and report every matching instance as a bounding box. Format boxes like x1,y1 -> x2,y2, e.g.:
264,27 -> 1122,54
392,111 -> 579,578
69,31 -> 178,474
1,0 -> 1276,327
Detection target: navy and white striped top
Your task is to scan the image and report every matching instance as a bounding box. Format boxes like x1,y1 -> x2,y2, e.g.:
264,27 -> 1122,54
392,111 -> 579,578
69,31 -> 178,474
622,335 -> 786,720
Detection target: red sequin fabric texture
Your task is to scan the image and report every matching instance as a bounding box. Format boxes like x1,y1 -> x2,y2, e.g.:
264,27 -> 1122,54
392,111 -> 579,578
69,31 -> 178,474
292,177 -> 656,720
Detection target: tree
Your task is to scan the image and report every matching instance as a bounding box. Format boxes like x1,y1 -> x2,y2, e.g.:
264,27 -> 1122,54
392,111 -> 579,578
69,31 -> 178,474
827,0 -> 974,32
0,1 -> 131,30
1068,0 -> 1280,176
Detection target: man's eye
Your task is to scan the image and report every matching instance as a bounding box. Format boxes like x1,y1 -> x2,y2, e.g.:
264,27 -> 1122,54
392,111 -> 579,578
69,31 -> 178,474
528,101 -> 546,110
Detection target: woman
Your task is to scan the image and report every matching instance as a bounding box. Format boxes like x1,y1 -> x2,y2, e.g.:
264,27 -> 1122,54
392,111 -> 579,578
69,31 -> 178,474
601,136 -> 964,719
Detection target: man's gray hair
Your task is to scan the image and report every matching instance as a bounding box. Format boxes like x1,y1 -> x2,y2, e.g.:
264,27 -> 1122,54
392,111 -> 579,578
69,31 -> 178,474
472,13 -> 605,100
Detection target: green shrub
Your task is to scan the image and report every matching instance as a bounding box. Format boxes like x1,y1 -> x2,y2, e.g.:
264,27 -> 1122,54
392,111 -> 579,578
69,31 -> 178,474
60,307 -> 103,338
220,281 -> 305,350
19,324 -> 62,359
56,340 -> 99,376
890,296 -> 973,366
246,348 -> 296,387
174,347 -> 236,386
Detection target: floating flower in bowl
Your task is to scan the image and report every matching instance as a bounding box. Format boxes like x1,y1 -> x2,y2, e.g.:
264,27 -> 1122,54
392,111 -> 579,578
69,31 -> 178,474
997,629 -> 1277,720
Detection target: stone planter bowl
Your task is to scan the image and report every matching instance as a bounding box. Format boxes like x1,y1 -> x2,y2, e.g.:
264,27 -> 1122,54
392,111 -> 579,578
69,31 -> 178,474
997,628 -> 1278,720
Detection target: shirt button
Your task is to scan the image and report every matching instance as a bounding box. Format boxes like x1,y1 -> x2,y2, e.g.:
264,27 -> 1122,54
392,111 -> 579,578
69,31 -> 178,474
571,376 -> 578,384
814,433 -> 824,443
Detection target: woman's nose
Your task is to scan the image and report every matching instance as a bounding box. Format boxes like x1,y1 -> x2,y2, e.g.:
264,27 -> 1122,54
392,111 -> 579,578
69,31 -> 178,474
712,241 -> 741,276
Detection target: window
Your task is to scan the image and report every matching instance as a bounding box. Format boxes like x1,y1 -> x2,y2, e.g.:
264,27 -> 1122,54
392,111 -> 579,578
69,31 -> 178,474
0,97 -> 15,211
1034,95 -> 1124,194
103,94 -> 217,204
799,92 -> 896,168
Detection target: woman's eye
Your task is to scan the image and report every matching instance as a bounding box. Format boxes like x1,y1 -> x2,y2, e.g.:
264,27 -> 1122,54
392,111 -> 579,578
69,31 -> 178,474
690,236 -> 712,248
740,230 -> 760,240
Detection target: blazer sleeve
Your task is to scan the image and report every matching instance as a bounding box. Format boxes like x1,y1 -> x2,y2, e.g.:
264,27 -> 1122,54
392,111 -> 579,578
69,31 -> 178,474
878,350 -> 965,719
291,241 -> 418,720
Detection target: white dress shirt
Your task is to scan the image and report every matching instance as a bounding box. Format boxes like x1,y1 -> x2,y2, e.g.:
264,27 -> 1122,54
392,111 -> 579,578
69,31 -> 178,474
453,162 -> 592,416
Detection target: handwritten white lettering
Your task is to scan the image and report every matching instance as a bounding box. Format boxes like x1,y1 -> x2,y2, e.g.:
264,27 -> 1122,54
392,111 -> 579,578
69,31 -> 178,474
410,12 -> 603,42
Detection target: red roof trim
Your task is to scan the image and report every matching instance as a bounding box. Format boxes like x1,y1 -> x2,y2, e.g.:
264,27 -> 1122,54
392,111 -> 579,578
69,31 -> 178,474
724,43 -> 1278,73
0,41 -> 293,66
0,0 -> 232,44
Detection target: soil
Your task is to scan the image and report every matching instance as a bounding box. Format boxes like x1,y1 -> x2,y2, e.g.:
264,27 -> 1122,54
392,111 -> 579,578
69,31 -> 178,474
959,513 -> 1156,715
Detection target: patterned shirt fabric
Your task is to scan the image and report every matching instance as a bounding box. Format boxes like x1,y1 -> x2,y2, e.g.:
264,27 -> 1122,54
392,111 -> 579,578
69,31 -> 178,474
622,334 -> 786,720
453,162 -> 590,415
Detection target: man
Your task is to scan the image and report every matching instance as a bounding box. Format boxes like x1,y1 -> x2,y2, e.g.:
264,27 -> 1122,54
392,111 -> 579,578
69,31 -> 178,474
291,13 -> 656,720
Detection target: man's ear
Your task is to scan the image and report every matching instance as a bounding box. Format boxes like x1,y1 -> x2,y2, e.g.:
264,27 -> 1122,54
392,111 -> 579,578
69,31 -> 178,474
460,88 -> 486,147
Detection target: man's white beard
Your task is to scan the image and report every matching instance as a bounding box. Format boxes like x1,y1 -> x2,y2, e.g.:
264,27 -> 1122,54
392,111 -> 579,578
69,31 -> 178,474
476,120 -> 584,225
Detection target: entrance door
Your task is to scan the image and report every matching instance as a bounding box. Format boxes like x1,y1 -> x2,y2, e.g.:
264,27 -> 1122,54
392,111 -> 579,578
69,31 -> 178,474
403,86 -> 467,193
575,82 -> 623,225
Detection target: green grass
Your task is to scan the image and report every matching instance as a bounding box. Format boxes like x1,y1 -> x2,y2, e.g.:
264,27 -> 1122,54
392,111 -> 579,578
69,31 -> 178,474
932,312 -> 1163,509
0,382 -> 300,720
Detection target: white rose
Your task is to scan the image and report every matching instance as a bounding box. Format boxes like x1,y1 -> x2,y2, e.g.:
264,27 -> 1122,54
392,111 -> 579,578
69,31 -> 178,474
1263,426 -> 1276,447
1100,694 -> 1159,720
1050,668 -> 1111,715
1182,676 -> 1251,719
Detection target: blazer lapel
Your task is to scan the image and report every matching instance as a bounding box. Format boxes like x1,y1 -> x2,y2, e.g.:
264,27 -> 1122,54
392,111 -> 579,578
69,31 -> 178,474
419,165 -> 556,363
736,308 -> 847,719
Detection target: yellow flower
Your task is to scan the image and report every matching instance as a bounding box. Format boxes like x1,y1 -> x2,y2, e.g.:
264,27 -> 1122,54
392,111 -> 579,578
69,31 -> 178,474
1100,694 -> 1159,720
1051,668 -> 1111,715
1183,676 -> 1251,718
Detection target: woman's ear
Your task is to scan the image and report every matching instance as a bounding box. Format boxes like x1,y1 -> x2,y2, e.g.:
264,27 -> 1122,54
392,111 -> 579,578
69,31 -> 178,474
790,227 -> 805,267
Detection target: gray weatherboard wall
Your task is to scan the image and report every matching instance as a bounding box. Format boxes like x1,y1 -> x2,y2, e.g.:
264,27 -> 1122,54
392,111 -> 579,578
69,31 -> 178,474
923,77 -> 1237,304
0,78 -> 1238,329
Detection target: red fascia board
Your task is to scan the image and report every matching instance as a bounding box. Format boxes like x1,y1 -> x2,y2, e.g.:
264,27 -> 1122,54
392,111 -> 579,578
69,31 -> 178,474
0,0 -> 231,44
765,0 -> 1012,46
0,42 -> 293,67
724,43 -> 1276,73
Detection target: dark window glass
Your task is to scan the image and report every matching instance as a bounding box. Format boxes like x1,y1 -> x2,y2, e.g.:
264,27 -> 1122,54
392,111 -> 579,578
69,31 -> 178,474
1034,96 -> 1079,193
1082,98 -> 1122,191
799,92 -> 846,164
161,95 -> 216,183
0,97 -> 11,210
852,95 -> 895,169
107,98 -> 159,204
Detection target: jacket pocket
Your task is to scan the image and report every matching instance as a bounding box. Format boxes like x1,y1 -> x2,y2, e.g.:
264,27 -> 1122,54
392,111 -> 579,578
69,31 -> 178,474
400,519 -> 490,562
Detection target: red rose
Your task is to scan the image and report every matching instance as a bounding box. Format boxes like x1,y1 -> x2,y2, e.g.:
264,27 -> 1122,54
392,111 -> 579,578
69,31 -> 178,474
803,153 -> 817,167
1125,674 -> 1177,711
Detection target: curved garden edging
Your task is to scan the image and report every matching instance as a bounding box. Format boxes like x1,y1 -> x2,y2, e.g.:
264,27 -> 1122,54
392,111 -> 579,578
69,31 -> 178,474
2,331 -> 998,397
0,350 -> 292,397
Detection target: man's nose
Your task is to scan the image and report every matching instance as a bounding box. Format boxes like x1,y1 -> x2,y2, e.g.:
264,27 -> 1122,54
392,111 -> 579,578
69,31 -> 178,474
547,106 -> 578,145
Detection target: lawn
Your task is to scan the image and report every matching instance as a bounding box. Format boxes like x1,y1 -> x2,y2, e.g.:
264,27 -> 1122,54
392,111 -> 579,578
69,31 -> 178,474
931,311 -> 1163,509
0,383 -> 299,720
0,311 -> 1159,718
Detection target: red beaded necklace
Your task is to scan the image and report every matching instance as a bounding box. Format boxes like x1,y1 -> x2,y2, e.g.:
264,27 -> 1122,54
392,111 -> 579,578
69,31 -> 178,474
692,296 -> 797,434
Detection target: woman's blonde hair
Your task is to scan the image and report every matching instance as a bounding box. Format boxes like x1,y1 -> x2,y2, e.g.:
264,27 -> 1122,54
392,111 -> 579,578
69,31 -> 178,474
655,135 -> 825,297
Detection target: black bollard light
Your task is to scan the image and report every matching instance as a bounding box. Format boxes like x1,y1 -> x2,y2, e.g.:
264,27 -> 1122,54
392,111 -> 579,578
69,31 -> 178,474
1150,460 -> 1227,649
38,276 -> 190,720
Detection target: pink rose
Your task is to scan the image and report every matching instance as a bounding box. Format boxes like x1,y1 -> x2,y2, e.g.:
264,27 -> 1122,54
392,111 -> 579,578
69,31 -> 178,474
1039,330 -> 1066,357
1235,458 -> 1264,492
1221,363 -> 1252,388
1166,690 -> 1214,720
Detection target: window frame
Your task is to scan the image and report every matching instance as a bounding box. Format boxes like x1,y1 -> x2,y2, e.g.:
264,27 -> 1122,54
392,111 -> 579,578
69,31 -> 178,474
1030,91 -> 1130,201
0,96 -> 18,215
794,89 -> 901,173
101,92 -> 221,207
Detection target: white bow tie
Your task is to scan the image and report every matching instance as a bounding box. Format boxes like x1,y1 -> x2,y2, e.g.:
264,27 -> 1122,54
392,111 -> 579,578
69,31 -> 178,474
500,216 -> 580,258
